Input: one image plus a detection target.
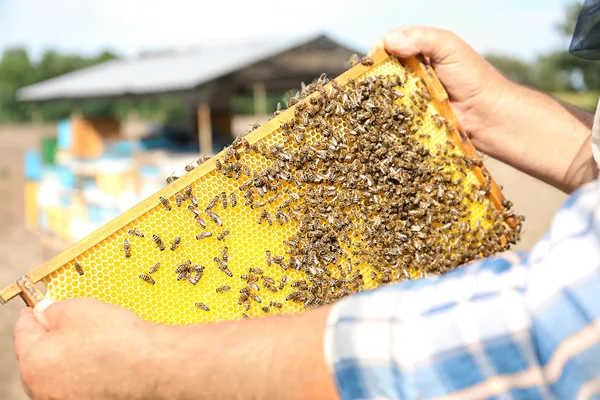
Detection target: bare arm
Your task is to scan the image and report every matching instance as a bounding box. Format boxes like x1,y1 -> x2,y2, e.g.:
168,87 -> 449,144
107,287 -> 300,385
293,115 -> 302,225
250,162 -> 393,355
14,299 -> 339,400
153,306 -> 338,400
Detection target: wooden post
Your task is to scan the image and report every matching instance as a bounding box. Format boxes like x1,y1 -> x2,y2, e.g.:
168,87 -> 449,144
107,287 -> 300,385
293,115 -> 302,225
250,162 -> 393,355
253,82 -> 267,116
197,103 -> 213,155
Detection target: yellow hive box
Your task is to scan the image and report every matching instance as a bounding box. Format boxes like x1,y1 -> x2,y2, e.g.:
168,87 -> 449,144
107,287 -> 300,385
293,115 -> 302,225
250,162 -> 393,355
24,181 -> 39,230
1,51 -> 520,324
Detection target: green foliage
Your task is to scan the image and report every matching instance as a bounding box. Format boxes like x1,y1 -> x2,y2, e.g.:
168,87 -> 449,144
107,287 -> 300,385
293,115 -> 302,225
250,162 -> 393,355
485,54 -> 537,87
553,91 -> 600,112
0,48 -> 188,124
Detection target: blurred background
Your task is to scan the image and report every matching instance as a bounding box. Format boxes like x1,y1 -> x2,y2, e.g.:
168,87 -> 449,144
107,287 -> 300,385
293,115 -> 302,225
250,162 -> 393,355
0,0 -> 591,397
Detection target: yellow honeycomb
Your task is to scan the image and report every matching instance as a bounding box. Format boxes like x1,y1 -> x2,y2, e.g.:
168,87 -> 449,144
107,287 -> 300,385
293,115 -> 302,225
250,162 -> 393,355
41,54 -> 514,325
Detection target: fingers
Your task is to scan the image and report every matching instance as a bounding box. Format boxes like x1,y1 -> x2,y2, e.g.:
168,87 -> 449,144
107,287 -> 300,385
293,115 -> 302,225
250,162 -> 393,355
32,299 -> 56,329
14,308 -> 47,360
374,26 -> 466,65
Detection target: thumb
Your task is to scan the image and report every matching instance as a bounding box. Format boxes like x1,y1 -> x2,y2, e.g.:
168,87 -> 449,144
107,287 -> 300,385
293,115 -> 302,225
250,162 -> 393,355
14,308 -> 47,360
383,26 -> 466,65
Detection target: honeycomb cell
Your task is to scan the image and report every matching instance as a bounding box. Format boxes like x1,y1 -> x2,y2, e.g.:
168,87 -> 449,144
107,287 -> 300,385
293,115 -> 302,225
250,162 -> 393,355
42,55 -> 520,325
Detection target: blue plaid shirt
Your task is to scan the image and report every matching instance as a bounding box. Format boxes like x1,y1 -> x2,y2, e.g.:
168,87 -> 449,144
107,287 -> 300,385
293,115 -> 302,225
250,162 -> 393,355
324,178 -> 600,400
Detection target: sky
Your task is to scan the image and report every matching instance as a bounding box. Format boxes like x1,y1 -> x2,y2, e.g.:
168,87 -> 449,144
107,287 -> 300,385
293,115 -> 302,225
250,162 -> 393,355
0,0 -> 576,62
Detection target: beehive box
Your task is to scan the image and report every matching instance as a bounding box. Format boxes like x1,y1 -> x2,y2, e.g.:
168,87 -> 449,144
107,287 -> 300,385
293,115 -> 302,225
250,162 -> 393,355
1,51 -> 521,324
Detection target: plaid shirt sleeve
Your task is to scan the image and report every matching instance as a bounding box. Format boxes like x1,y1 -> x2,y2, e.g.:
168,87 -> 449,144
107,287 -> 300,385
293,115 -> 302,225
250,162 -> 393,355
324,179 -> 600,400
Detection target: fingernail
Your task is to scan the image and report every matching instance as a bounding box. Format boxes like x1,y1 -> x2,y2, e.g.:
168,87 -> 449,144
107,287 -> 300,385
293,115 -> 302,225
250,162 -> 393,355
34,299 -> 55,314
33,299 -> 55,328
385,31 -> 406,48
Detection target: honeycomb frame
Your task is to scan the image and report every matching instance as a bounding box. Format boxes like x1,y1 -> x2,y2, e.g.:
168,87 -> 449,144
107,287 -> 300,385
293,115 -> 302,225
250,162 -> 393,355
1,50 -> 519,323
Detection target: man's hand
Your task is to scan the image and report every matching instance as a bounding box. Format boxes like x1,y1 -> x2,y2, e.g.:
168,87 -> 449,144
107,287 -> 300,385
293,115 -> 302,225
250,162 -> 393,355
14,299 -> 163,400
374,27 -> 596,192
14,298 -> 339,400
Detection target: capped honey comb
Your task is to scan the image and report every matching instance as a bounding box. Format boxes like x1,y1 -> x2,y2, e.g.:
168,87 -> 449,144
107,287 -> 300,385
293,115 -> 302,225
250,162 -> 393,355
1,51 -> 521,324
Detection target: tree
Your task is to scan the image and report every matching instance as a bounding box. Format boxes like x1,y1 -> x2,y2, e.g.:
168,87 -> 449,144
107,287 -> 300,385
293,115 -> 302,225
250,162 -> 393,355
484,54 -> 536,87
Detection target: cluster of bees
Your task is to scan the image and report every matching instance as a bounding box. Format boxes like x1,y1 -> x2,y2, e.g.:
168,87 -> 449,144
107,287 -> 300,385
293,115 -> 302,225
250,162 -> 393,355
78,55 -> 521,318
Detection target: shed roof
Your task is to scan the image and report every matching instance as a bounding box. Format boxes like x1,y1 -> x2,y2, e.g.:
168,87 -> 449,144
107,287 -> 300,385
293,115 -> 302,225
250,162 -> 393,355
17,33 -> 362,102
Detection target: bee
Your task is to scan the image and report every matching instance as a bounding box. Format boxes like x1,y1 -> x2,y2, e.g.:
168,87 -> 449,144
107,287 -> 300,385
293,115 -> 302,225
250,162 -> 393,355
262,276 -> 275,284
249,267 -> 263,275
265,250 -> 272,266
123,239 -> 131,258
188,205 -> 200,215
128,229 -> 144,238
348,54 -> 360,68
230,192 -> 237,208
152,234 -> 165,251
217,230 -> 230,241
139,274 -> 155,285
184,185 -> 193,198
241,273 -> 258,283
176,271 -> 188,281
221,191 -> 228,209
279,275 -> 288,290
188,268 -> 203,285
194,215 -> 207,229
214,257 -> 233,277
197,155 -> 211,165
274,102 -> 282,116
258,210 -> 272,226
273,256 -> 287,270
215,159 -> 222,171
159,196 -> 171,211
222,246 -> 229,263
206,195 -> 219,211
250,293 -> 262,303
216,285 -> 231,293
148,262 -> 161,274
175,193 -> 185,207
195,231 -> 212,240
251,200 -> 266,209
270,301 -> 282,309
261,307 -> 269,313
286,291 -> 302,301
166,175 -> 178,184
263,283 -> 278,292
176,260 -> 192,274
74,261 -> 84,276
206,210 -> 222,226
170,237 -> 181,251
195,302 -> 210,311
360,56 -> 374,66
242,313 -> 250,319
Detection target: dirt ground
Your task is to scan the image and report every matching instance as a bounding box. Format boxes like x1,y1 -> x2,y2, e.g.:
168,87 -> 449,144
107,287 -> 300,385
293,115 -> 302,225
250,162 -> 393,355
0,124 -> 567,399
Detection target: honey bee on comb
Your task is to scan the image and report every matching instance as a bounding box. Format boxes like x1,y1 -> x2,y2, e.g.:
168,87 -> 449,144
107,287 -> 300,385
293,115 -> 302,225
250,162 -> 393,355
158,196 -> 171,211
123,239 -> 131,258
74,262 -> 84,276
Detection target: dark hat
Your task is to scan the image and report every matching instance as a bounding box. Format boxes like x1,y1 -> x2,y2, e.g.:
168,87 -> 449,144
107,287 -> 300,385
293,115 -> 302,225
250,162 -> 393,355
569,0 -> 600,59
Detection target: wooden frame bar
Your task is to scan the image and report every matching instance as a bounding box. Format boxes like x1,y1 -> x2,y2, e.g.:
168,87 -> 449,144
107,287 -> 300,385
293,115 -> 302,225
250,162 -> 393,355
0,50 -> 517,305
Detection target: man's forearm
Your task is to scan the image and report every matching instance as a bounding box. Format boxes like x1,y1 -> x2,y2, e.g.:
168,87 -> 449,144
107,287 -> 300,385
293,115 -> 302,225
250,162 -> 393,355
151,306 -> 338,400
471,81 -> 596,193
